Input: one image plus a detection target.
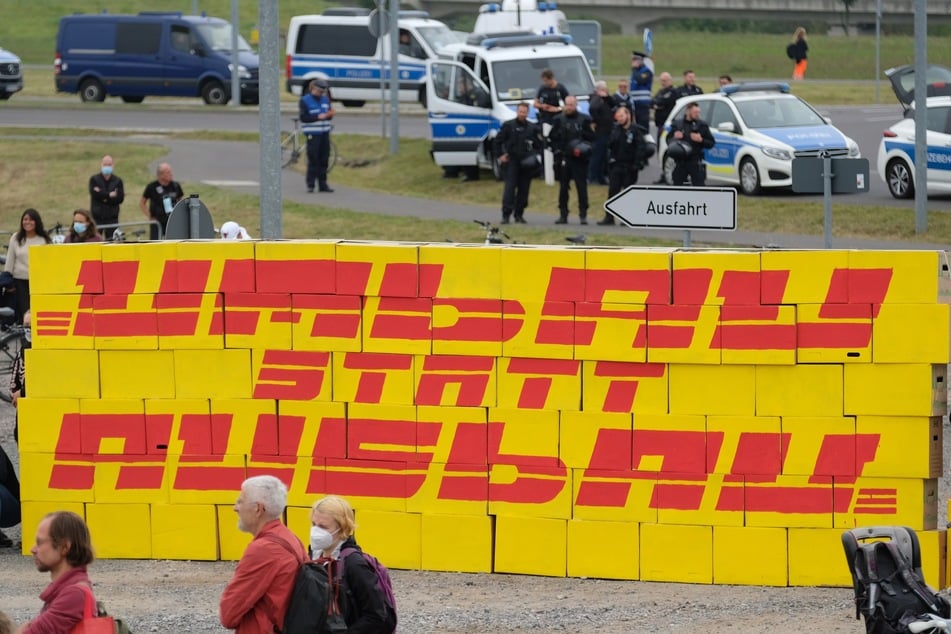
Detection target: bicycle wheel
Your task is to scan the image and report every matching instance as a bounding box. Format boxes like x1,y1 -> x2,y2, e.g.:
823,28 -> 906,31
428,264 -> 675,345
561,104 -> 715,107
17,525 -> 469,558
327,140 -> 338,173
281,132 -> 302,169
0,329 -> 23,376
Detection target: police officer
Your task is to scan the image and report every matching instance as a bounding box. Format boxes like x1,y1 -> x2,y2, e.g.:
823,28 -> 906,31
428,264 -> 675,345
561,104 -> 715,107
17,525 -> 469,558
533,68 -> 569,127
597,105 -> 649,226
550,95 -> 595,224
587,80 -> 615,186
650,71 -> 679,184
668,101 -> 715,187
629,51 -> 653,130
299,78 -> 335,193
677,69 -> 704,99
493,102 -> 543,224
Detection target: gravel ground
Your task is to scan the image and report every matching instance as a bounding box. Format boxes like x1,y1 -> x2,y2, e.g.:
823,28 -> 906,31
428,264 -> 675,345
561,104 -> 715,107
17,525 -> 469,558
0,401 -> 945,632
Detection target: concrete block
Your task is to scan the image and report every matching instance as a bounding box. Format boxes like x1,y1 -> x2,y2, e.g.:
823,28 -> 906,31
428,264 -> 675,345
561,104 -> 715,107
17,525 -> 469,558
414,354 -> 495,407
844,364 -> 946,417
26,349 -> 99,398
421,513 -> 493,573
574,301 -> 647,362
92,293 -> 158,349
144,398 -> 210,455
419,243 -> 502,299
567,519 -> 639,579
363,296 -> 432,355
335,241 -> 419,297
780,416 -> 857,477
713,526 -> 788,586
151,503 -> 218,560
672,250 -> 761,305
173,240 -> 255,293
30,242 -> 103,295
669,364 -> 755,416
856,416 -> 942,479
351,509 -> 421,570
744,474 -> 834,528
707,415 -> 783,476
19,501 -> 86,556
560,411 -> 632,470
286,506 -> 311,547
254,240 -> 336,294
321,457 -> 410,512
788,528 -> 853,586
633,413 -> 706,474
86,503 -> 151,558
646,304 -> 721,364
20,452 -> 94,503
210,399 -> 277,456
291,294 -> 363,352
796,303 -> 872,363
920,529 -> 947,590
760,250 -> 849,304
31,294 -> 94,349
333,352 -> 415,405
583,247 -> 672,304
719,304 -> 796,365
155,293 -> 223,350
502,300 -> 574,360
251,349 -> 331,402
17,399 -> 80,454
756,365 -> 843,417
175,349 -> 252,399
849,250 -> 938,304
581,361 -> 667,414
500,245 -> 585,302
79,399 -> 145,455
655,472 -> 744,527
100,350 -> 174,399
217,504 -> 252,561
347,403 -> 419,463
640,523 -> 712,583
835,476 -> 937,531
872,303 -> 949,363
219,293 -> 293,350
497,357 -> 581,411
168,453 -> 246,505
276,400 -> 347,460
572,467 -> 658,523
432,298 -> 505,357
495,515 -> 567,577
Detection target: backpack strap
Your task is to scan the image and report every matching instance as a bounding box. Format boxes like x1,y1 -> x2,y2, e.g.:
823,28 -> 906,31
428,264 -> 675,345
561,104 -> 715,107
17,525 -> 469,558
262,531 -> 306,564
74,583 -> 98,619
884,541 -> 943,614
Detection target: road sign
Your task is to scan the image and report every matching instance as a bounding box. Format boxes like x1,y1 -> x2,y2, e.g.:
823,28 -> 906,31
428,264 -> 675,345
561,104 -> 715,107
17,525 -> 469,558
792,157 -> 870,194
603,185 -> 737,231
368,8 -> 390,39
165,195 -> 216,240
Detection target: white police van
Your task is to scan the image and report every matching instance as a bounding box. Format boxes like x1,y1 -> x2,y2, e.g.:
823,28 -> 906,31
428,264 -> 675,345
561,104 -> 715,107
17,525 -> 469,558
427,32 -> 594,178
473,0 -> 568,36
285,8 -> 457,107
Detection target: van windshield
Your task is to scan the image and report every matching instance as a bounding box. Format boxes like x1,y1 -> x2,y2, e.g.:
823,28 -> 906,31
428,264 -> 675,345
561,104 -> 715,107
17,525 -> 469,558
415,25 -> 457,54
491,55 -> 593,102
195,23 -> 253,52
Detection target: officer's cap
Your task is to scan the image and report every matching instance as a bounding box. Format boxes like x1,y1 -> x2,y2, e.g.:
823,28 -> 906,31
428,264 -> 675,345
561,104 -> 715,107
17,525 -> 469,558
631,51 -> 646,60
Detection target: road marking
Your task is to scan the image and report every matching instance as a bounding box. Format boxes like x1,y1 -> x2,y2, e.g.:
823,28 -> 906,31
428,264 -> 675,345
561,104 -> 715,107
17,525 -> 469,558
202,180 -> 259,187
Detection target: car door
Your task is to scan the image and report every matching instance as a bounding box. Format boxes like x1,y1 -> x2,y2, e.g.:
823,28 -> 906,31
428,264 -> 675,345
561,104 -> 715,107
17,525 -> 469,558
427,60 -> 494,167
704,100 -> 741,185
925,104 -> 951,187
162,23 -> 208,97
885,64 -> 951,111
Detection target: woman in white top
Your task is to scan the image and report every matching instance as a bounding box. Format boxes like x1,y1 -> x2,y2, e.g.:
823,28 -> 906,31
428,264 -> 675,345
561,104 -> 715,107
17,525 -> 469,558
5,208 -> 51,324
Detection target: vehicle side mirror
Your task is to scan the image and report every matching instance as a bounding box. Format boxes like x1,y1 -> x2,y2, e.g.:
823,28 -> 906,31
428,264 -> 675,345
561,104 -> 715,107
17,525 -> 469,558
192,43 -> 206,57
477,93 -> 491,108
717,121 -> 736,133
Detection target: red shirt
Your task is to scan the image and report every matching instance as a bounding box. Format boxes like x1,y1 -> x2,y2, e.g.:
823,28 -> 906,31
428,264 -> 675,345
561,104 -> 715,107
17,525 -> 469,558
219,521 -> 306,633
24,567 -> 91,634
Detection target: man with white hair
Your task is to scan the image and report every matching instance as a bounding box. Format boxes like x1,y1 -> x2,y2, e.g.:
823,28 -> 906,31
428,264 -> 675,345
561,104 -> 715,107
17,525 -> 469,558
220,475 -> 306,633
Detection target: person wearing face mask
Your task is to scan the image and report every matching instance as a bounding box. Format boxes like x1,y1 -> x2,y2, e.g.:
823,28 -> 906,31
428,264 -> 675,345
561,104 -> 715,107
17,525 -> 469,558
63,210 -> 102,243
88,155 -> 124,240
310,495 -> 395,633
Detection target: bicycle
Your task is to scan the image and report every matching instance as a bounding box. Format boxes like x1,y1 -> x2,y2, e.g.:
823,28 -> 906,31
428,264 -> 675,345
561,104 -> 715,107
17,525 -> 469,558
111,228 -> 148,243
281,118 -> 338,172
0,306 -> 26,378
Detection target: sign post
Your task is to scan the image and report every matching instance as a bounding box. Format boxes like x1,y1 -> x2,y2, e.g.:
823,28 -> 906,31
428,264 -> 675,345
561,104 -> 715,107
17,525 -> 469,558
603,185 -> 737,247
791,156 -> 869,248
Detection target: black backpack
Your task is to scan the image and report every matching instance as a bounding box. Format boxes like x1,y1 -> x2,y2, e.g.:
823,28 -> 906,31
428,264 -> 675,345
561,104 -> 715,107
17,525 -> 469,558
786,43 -> 797,59
842,526 -> 950,634
268,536 -> 347,634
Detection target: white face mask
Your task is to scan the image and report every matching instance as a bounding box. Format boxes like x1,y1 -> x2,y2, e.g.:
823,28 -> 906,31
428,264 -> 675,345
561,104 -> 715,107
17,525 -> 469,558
310,526 -> 338,553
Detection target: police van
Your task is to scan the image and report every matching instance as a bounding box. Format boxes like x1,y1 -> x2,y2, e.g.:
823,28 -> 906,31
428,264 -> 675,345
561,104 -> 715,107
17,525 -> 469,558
473,0 -> 568,36
427,32 -> 594,178
285,8 -> 458,107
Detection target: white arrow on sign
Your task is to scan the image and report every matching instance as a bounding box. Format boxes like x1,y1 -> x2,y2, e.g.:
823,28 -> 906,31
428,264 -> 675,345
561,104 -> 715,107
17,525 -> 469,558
603,185 -> 737,231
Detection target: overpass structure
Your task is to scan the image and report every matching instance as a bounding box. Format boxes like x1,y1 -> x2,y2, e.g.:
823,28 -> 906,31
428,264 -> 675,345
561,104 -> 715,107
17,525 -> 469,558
421,0 -> 951,33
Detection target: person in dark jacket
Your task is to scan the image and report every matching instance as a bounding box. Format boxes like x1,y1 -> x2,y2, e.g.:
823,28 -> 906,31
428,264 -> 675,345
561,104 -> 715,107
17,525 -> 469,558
310,495 -> 394,634
598,105 -> 648,225
550,95 -> 596,224
668,101 -> 716,187
677,70 -> 703,99
88,155 -> 124,240
587,80 -> 615,186
791,27 -> 808,80
0,442 -> 20,548
493,102 -> 543,224
650,71 -> 679,184
533,68 -> 570,127
629,51 -> 654,129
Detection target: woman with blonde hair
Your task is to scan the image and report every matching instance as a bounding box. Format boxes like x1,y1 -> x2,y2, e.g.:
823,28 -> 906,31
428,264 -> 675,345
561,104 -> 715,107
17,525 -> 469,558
309,495 -> 395,633
790,27 -> 809,80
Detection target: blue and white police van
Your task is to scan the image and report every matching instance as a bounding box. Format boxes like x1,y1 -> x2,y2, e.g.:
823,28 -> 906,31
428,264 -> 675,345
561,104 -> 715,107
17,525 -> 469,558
426,32 -> 595,178
285,8 -> 457,108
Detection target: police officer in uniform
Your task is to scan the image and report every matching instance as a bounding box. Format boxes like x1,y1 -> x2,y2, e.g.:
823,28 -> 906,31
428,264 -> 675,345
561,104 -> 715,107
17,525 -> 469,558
597,105 -> 649,225
650,72 -> 679,183
550,95 -> 595,224
299,78 -> 335,193
629,51 -> 653,130
494,102 -> 543,224
668,101 -> 715,187
533,68 -> 569,127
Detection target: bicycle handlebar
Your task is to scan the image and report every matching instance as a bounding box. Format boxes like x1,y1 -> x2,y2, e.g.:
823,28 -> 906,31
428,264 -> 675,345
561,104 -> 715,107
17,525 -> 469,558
908,614 -> 951,632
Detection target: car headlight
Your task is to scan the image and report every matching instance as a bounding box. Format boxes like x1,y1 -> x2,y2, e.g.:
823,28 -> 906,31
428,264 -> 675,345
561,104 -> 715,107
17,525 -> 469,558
848,140 -> 860,157
228,64 -> 252,79
761,146 -> 792,161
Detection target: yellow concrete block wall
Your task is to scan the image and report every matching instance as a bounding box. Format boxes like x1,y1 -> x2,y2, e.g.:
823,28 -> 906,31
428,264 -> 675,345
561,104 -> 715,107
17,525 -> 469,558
151,504 -> 218,560
919,529 -> 947,590
835,477 -> 937,531
849,250 -> 938,304
640,523 -> 713,583
760,249 -> 849,304
174,349 -> 252,399
332,351 -> 415,405
756,365 -> 844,417
221,293 -> 294,350
713,526 -> 788,586
86,503 -> 152,558
217,503 -> 251,561
167,453 -> 247,505
497,357 -> 581,411
788,528 -> 853,586
291,293 -> 363,353
29,243 -> 103,295
796,303 -> 872,363
719,304 -> 797,365
571,467 -> 659,523
780,416 -> 857,477
495,515 -> 566,577
567,519 -> 639,580
100,241 -> 180,294
872,303 -> 950,363
100,350 -> 174,399
646,304 -> 721,364
19,452 -> 94,503
419,243 -> 502,299
335,241 -> 420,297
354,509 -> 421,570
17,398 -> 79,454
414,354 -> 496,407
93,293 -> 159,350
421,513 -> 494,573
856,416 -> 942,478
744,474 -> 834,528
573,301 -> 647,362
668,364 -> 755,415
560,411 -> 631,470
26,349 -> 100,398
156,293 -> 224,350
844,364 -> 948,417
581,360 -> 668,413
583,247 -> 672,305
19,501 -> 86,556
31,294 -> 94,349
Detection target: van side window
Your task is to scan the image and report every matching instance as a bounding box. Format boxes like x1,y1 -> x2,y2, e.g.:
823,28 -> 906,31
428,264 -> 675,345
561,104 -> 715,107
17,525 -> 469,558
398,29 -> 425,59
116,22 -> 161,55
296,24 -> 376,56
170,26 -> 192,54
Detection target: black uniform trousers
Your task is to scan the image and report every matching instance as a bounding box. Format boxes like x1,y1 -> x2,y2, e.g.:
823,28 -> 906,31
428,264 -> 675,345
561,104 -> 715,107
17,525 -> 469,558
672,158 -> 706,187
306,133 -> 331,190
501,161 -> 533,221
558,157 -> 590,219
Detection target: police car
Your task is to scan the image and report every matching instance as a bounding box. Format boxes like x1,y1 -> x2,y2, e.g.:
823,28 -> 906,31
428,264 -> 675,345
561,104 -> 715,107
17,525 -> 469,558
877,64 -> 951,198
659,83 -> 860,195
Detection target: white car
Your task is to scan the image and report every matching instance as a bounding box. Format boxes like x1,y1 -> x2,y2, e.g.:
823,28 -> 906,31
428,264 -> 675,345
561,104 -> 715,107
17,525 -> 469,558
877,64 -> 951,198
0,45 -> 22,100
659,82 -> 860,195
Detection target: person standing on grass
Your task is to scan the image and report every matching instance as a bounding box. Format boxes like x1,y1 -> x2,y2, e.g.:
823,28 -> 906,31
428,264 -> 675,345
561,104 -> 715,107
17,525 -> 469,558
4,209 -> 51,324
299,79 -> 335,194
88,155 -> 124,240
140,162 -> 185,240
790,27 -> 809,80
494,102 -> 543,225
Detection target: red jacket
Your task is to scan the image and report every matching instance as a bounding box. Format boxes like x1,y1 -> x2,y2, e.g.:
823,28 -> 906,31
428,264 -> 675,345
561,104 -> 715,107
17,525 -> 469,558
219,520 -> 306,633
23,567 -> 91,634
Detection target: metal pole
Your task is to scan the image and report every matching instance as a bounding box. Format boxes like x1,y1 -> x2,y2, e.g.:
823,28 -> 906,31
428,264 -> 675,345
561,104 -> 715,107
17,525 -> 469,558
230,0 -> 240,108
389,0 -> 400,154
191,0 -> 198,15
379,0 -> 387,139
875,0 -> 882,103
683,230 -> 691,248
188,195 -> 201,239
822,155 -> 833,248
259,0 -> 283,238
913,0 -> 928,233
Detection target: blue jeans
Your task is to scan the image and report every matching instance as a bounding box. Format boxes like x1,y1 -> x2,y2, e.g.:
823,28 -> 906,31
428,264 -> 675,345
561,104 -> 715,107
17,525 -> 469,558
588,135 -> 609,184
0,484 -> 20,528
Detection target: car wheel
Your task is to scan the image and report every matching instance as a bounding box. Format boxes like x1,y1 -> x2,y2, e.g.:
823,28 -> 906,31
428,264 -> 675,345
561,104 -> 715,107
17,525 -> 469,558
121,95 -> 145,103
80,78 -> 106,103
201,80 -> 228,105
885,158 -> 914,199
0,92 -> 11,101
662,153 -> 676,185
739,157 -> 761,195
